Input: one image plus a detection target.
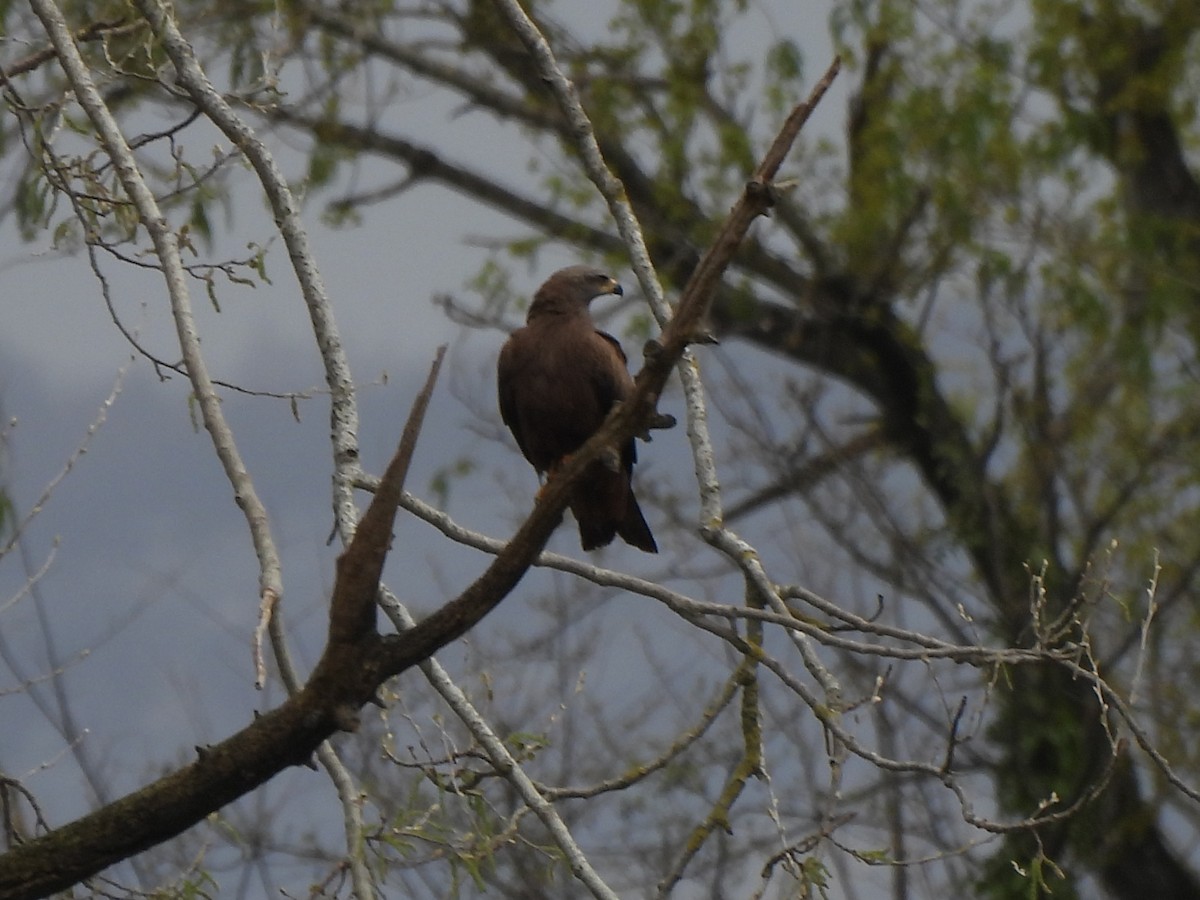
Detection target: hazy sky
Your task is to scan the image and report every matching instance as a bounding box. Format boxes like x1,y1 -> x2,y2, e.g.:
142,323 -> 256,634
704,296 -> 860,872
0,3 -> 866,896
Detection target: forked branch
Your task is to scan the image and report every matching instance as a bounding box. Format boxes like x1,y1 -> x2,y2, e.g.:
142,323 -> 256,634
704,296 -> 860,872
0,6 -> 838,899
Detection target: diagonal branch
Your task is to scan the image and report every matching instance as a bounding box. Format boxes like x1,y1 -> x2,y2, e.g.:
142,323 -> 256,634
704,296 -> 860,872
483,7 -> 846,887
0,7 -> 840,899
0,18 -> 138,87
327,347 -> 445,646
0,347 -> 444,900
132,0 -> 362,544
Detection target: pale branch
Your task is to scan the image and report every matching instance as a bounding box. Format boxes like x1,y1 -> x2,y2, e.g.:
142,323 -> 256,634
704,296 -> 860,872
329,347 -> 445,646
0,363 -> 127,564
488,0 -> 672,326
130,3 -> 375,889
744,634 -> 1119,838
377,588 -> 621,900
539,674 -> 742,801
763,603 -> 1035,664
487,0 -> 838,547
780,584 -> 997,656
0,18 -> 138,87
267,33 -> 626,895
1063,656 -> 1200,805
27,0 -> 370,893
658,751 -> 763,897
383,483 -> 1071,668
648,599 -> 1113,841
486,0 -> 730,542
629,581 -> 1062,667
0,541 -> 55,619
30,0 -> 289,698
0,349 -> 453,900
131,0 -> 362,545
266,109 -> 813,309
574,41 -> 848,748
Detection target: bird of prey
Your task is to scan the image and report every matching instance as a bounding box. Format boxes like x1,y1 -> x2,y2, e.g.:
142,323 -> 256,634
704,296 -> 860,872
498,265 -> 657,553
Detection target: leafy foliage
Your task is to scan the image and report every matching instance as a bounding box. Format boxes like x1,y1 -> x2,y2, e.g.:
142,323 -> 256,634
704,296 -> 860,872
3,0 -> 1200,897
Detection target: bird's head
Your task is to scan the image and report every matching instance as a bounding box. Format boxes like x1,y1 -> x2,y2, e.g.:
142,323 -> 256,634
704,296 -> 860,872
528,265 -> 623,320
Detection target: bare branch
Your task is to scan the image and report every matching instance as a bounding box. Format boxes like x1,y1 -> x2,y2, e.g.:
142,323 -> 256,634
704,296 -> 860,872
0,350 -> 441,899
0,18 -> 139,87
329,347 -> 445,646
0,365 -> 127,564
130,0 -> 362,543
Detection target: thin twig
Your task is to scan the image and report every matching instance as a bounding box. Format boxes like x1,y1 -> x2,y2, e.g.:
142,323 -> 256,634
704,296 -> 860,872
36,0 -> 370,894
0,364 -> 128,564
1129,549 -> 1161,705
488,1 -> 842,889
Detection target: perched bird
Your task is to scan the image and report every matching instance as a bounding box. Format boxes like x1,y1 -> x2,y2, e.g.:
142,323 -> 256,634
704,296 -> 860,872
498,265 -> 657,552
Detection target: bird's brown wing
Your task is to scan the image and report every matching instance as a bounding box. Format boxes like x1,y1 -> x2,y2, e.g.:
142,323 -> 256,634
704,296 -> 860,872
499,320 -> 611,471
499,321 -> 656,552
593,329 -> 637,467
567,329 -> 656,552
497,329 -> 533,463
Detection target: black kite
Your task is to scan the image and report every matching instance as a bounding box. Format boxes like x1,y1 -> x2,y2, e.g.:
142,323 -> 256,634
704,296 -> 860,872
498,265 -> 657,553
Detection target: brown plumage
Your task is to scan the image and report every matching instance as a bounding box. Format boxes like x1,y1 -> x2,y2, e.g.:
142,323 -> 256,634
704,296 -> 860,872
498,265 -> 657,553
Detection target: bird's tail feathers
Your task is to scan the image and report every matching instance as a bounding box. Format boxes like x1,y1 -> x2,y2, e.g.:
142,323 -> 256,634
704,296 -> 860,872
576,514 -> 618,552
569,467 -> 657,553
617,493 -> 657,553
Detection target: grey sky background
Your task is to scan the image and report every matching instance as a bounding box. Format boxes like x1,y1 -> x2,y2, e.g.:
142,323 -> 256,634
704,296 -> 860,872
0,3 -> 914,896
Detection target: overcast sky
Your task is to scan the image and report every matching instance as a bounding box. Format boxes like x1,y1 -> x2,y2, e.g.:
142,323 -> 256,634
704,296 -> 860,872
0,4 -> 879,896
